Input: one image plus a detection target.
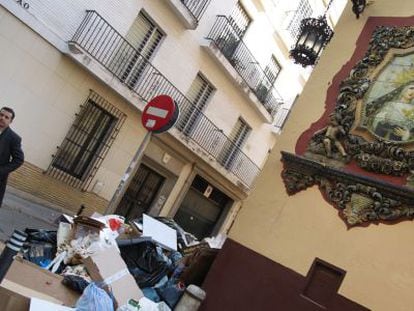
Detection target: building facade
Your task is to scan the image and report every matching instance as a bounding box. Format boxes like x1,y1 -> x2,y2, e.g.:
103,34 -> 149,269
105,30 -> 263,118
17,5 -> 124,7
201,1 -> 414,310
0,0 -> 340,239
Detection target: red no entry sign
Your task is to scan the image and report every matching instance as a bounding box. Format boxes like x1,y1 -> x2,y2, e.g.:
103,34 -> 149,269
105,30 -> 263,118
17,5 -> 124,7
141,95 -> 179,133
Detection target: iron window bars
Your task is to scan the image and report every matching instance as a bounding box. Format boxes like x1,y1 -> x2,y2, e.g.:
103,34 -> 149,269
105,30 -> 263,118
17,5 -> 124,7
287,0 -> 313,41
47,90 -> 126,190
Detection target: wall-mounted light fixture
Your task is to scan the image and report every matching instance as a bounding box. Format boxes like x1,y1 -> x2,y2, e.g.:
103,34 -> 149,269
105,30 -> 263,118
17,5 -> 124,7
289,0 -> 334,67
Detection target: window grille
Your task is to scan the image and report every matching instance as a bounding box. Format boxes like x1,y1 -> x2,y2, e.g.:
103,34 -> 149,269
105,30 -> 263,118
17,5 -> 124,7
287,0 -> 313,40
229,2 -> 251,38
177,73 -> 215,135
47,90 -> 126,190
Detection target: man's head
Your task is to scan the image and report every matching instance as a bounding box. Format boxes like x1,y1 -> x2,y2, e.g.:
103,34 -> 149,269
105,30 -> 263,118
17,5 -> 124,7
0,107 -> 15,130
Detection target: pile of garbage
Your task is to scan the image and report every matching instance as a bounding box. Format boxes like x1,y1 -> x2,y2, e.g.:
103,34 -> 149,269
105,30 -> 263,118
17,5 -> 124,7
10,212 -> 225,311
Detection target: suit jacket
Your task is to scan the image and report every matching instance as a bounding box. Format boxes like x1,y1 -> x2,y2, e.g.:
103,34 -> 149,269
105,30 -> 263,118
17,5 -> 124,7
0,127 -> 24,180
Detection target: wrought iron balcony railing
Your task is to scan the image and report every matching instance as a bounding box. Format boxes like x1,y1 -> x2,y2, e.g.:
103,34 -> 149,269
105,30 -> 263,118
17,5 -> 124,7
69,10 -> 260,189
206,15 -> 283,117
180,0 -> 211,22
274,107 -> 290,132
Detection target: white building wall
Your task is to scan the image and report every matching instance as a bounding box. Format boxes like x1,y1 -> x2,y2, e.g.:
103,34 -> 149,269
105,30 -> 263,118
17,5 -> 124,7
6,0 -> 328,163
0,0 -> 345,204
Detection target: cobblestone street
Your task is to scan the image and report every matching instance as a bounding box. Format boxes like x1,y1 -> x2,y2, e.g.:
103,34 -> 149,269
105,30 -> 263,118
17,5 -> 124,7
0,186 -> 65,242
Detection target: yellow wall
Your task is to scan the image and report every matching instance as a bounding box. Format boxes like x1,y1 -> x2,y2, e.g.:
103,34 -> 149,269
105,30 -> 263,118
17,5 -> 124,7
230,2 -> 414,310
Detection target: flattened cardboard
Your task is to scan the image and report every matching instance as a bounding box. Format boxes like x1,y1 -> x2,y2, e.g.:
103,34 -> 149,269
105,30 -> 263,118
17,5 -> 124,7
0,286 -> 30,311
30,297 -> 75,311
83,246 -> 143,307
1,257 -> 79,307
143,214 -> 177,251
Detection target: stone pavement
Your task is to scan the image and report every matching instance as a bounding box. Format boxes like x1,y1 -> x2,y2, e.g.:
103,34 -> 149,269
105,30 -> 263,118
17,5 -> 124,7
0,186 -> 73,242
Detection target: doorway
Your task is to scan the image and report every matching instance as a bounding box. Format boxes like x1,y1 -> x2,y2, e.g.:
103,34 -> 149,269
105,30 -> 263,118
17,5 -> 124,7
116,164 -> 165,220
174,175 -> 232,239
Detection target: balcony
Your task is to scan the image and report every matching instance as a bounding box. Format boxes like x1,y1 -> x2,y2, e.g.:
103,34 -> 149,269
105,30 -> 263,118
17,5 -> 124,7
205,15 -> 283,119
166,0 -> 211,29
68,10 -> 259,189
273,108 -> 290,134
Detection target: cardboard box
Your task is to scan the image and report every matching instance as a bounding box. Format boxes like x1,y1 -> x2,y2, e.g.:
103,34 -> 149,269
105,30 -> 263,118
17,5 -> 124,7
0,286 -> 30,311
30,297 -> 75,311
1,257 -> 80,307
83,246 -> 143,308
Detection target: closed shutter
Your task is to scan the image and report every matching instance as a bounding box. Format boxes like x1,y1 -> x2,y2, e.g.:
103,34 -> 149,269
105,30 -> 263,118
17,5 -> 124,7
229,118 -> 251,149
118,11 -> 164,88
229,2 -> 251,38
126,12 -> 163,59
187,74 -> 215,109
264,56 -> 282,85
178,74 -> 215,134
218,118 -> 251,168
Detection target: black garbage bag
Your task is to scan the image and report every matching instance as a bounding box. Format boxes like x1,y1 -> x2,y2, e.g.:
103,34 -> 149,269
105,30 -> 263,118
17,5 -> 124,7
62,275 -> 90,294
22,228 -> 58,268
156,281 -> 185,309
119,241 -> 169,288
25,228 -> 57,244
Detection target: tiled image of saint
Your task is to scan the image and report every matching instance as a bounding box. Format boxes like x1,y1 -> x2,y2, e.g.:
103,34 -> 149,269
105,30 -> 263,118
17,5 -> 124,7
359,51 -> 414,143
365,81 -> 414,142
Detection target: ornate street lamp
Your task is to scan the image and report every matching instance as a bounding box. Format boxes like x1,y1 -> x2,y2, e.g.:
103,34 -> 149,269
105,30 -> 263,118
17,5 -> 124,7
289,1 -> 334,67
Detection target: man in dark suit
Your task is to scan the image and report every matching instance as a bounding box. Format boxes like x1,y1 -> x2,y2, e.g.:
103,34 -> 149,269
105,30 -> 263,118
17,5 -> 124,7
0,107 -> 24,207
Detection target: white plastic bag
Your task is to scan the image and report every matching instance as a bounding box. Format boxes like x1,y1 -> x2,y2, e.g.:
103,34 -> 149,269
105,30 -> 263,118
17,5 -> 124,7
76,283 -> 114,311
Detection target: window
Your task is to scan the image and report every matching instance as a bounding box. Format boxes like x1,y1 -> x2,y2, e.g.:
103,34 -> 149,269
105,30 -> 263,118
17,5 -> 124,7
287,0 -> 313,40
265,56 -> 282,85
229,2 -> 251,38
303,258 -> 346,308
255,55 -> 282,102
113,11 -> 164,89
178,73 -> 215,135
47,91 -> 126,189
218,118 -> 251,168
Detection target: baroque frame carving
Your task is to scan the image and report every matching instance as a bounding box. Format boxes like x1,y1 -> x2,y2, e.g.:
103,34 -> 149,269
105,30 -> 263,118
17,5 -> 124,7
282,23 -> 414,227
307,25 -> 414,177
281,152 -> 414,226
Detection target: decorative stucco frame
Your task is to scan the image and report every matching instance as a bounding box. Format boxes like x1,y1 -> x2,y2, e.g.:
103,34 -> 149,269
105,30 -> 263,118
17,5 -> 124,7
282,17 -> 414,227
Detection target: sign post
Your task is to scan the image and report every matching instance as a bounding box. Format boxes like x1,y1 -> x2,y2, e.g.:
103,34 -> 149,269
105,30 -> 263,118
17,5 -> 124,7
105,95 -> 178,214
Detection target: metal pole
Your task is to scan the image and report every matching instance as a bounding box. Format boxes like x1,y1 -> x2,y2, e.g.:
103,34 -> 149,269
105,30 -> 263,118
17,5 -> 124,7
105,131 -> 152,214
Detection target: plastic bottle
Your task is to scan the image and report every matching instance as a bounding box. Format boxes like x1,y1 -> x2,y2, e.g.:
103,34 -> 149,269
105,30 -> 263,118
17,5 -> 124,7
117,299 -> 140,311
